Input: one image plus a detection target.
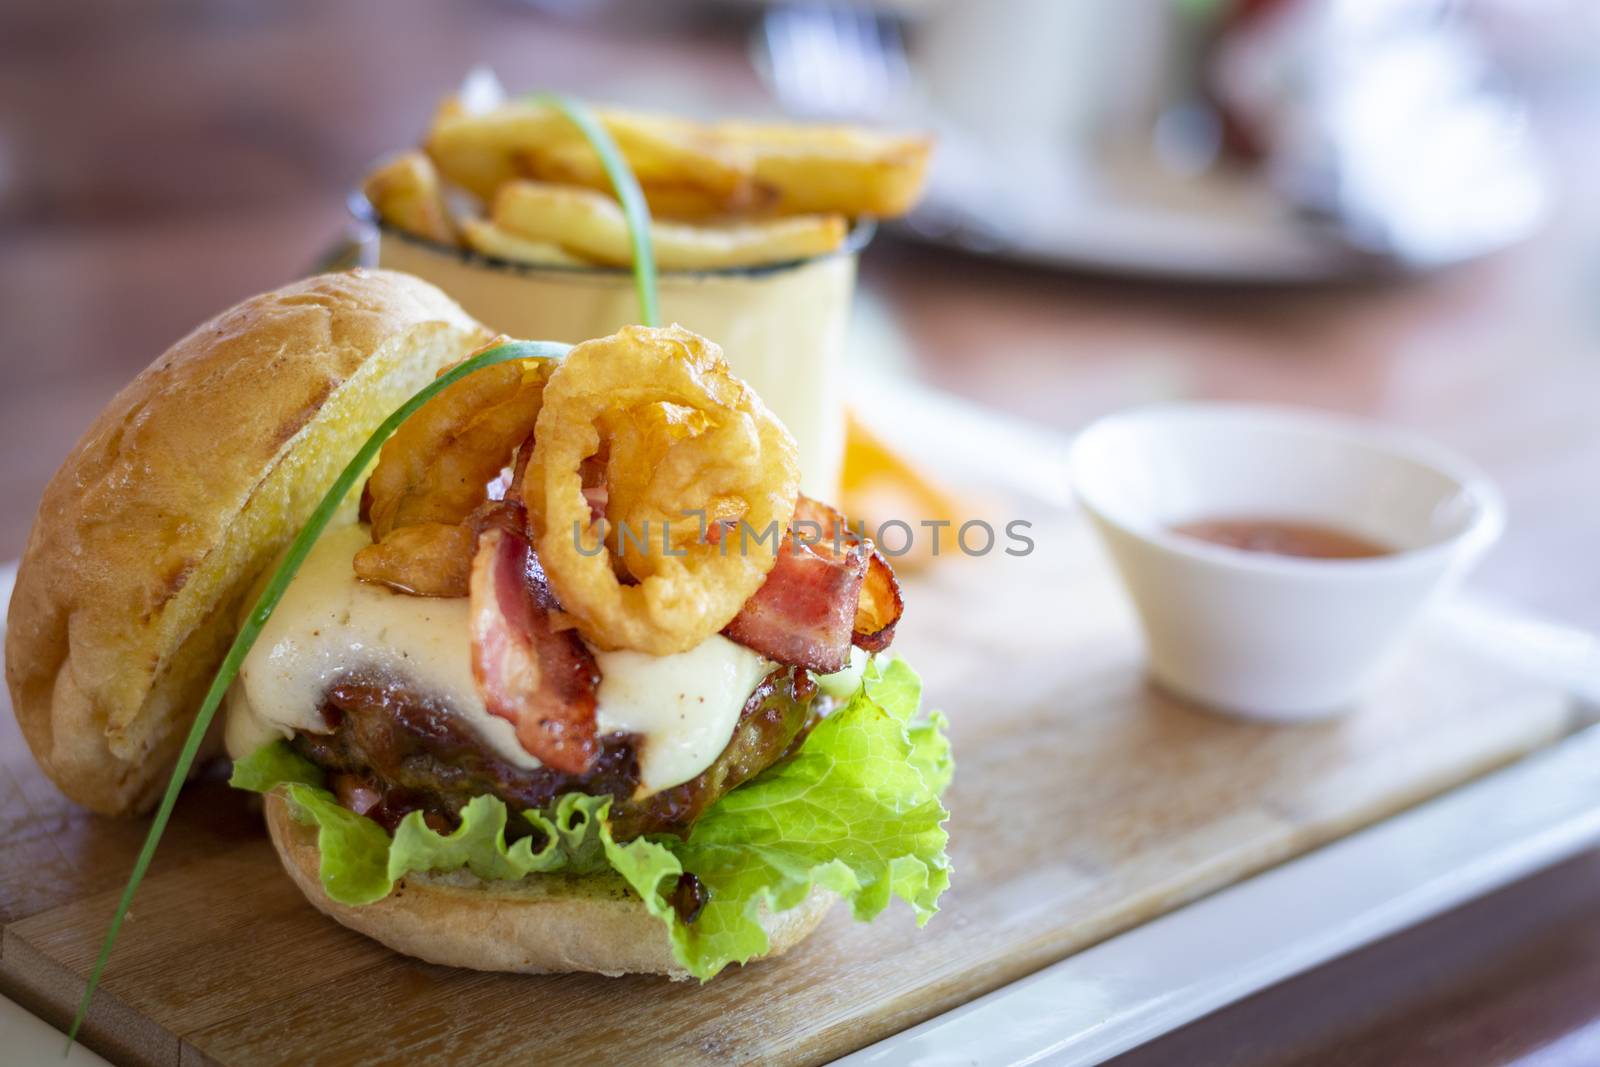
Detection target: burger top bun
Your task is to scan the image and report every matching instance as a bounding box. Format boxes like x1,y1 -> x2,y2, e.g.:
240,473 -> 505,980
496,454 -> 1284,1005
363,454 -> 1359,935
263,793 -> 833,978
5,270 -> 492,816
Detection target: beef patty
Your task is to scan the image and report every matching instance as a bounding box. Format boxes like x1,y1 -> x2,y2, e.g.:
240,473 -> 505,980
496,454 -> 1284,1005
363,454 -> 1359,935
292,667 -> 820,841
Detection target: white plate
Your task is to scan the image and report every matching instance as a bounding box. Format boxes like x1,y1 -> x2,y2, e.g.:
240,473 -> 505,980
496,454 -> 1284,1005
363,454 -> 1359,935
4,387 -> 1596,1066
0,993 -> 110,1067
900,146 -> 1383,285
843,715 -> 1600,1067
839,378 -> 1600,1066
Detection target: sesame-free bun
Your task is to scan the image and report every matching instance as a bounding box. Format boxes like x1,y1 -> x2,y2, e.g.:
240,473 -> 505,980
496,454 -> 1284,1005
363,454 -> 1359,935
5,270 -> 492,815
264,793 -> 832,978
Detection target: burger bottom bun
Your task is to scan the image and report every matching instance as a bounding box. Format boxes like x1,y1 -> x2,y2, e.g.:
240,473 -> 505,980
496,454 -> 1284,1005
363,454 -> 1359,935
264,793 -> 833,979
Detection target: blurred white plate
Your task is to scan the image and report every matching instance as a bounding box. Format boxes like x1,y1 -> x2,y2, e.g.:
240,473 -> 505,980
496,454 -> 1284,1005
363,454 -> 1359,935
900,143 -> 1388,284
0,993 -> 110,1067
839,378 -> 1600,1065
752,1 -> 1545,284
3,387 -> 1597,1065
844,715 -> 1600,1066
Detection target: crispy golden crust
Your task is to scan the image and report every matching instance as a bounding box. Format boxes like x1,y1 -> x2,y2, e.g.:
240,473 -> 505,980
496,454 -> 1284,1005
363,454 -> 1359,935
265,793 -> 831,978
5,270 -> 491,815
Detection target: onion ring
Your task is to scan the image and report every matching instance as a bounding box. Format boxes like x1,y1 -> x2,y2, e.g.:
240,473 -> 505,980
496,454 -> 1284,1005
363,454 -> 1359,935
352,521 -> 476,597
357,348 -> 551,596
526,325 -> 799,654
365,353 -> 551,540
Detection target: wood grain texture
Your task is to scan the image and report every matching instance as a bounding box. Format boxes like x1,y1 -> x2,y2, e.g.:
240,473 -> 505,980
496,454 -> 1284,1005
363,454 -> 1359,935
4,4 -> 1600,1061
0,509 -> 1575,1067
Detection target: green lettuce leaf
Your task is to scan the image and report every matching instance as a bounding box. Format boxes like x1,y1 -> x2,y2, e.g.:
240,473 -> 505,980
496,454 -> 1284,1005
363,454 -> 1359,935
230,751 -> 621,903
231,658 -> 953,978
646,657 -> 953,973
228,739 -> 323,792
276,782 -> 394,903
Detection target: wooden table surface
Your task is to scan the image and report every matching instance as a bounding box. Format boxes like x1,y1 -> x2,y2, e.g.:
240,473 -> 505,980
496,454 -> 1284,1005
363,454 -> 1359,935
2,2 -> 1597,1064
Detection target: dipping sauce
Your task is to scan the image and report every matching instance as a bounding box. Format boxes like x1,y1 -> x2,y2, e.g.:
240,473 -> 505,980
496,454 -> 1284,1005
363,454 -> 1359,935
1172,518 -> 1392,560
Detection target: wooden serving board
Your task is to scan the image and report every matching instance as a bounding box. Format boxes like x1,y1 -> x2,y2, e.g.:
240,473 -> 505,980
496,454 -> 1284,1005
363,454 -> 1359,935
0,500 -> 1578,1067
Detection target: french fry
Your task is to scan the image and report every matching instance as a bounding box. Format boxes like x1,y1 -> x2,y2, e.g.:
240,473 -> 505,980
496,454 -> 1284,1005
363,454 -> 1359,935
518,138 -> 774,220
425,99 -> 932,221
460,217 -> 589,267
424,100 -> 753,214
709,122 -> 934,218
361,151 -> 458,245
841,410 -> 963,572
493,181 -> 848,270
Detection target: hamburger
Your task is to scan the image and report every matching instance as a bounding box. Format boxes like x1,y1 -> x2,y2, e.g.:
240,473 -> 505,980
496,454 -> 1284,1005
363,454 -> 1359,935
6,270 -> 952,982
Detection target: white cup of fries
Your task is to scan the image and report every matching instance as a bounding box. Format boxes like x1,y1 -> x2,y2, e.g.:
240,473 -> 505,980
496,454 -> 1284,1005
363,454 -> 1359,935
356,87 -> 933,503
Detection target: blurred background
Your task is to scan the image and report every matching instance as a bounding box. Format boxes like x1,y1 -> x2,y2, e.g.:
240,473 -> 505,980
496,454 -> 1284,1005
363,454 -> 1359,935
2,3 -> 1600,1058
5,0 -> 1600,637
4,0 -> 1600,628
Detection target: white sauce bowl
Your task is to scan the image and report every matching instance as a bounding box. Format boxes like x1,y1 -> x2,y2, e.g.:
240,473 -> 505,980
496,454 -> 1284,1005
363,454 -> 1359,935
1068,403 -> 1505,721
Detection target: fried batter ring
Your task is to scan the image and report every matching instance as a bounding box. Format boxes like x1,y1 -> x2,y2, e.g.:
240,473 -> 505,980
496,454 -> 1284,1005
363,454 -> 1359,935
526,325 -> 799,654
357,350 -> 551,595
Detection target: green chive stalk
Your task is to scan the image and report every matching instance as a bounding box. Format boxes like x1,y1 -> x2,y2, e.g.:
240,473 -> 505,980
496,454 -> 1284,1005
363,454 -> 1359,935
70,89 -> 663,1051
67,342 -> 569,1046
528,93 -> 661,328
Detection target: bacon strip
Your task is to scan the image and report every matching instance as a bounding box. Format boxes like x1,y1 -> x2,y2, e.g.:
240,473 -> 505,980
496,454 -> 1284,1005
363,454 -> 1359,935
722,525 -> 866,673
722,496 -> 903,672
468,505 -> 601,774
792,496 -> 904,654
852,541 -> 902,653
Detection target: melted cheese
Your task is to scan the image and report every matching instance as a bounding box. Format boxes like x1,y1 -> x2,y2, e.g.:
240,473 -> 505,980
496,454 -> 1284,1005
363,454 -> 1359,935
590,639 -> 774,793
816,645 -> 868,701
224,524 -> 771,795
